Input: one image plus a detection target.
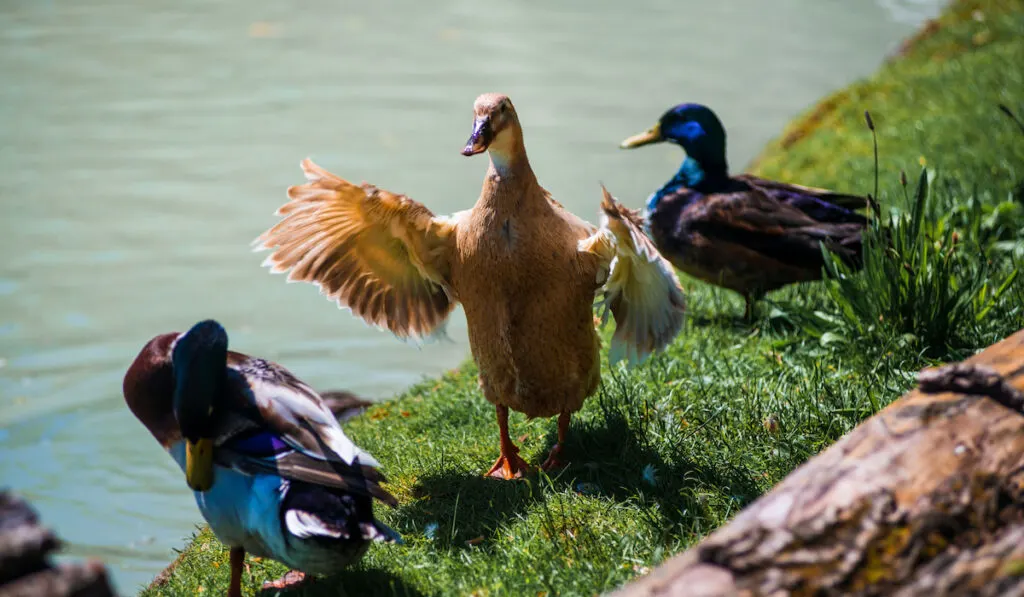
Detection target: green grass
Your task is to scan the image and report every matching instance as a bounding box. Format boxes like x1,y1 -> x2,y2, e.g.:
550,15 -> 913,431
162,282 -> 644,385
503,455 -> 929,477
813,167 -> 1020,357
149,311 -> 924,597
142,1 -> 1024,595
749,0 -> 1024,198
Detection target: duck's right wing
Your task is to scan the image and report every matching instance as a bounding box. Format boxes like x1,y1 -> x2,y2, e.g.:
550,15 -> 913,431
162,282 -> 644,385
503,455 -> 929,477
579,186 -> 686,366
255,159 -> 464,342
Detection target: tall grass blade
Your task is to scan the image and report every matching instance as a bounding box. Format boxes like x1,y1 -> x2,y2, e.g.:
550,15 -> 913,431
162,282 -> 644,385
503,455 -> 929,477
909,169 -> 929,245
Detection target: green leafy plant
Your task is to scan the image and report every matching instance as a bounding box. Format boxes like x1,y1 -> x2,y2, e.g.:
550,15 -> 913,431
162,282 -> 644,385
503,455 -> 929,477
818,169 -> 1020,355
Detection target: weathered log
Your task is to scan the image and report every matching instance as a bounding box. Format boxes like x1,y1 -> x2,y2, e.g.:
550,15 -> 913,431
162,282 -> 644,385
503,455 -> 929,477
0,492 -> 115,597
611,330 -> 1024,597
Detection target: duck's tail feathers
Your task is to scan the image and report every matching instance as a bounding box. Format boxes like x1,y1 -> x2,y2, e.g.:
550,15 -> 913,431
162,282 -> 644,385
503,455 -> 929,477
581,186 -> 686,367
283,482 -> 402,543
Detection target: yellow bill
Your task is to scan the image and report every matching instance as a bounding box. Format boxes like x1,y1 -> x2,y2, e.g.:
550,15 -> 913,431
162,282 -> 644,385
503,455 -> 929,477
185,437 -> 214,492
620,122 -> 663,149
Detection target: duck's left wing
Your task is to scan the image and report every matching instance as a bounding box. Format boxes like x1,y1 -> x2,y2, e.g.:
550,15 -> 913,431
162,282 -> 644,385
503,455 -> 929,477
735,174 -> 869,223
579,186 -> 686,365
213,354 -> 397,506
216,438 -> 398,506
255,158 -> 463,342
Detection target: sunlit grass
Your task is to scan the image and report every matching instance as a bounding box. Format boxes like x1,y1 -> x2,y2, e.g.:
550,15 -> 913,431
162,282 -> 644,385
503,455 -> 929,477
750,0 -> 1024,198
140,1 -> 1024,595
808,168 -> 1021,358
145,308 -> 923,597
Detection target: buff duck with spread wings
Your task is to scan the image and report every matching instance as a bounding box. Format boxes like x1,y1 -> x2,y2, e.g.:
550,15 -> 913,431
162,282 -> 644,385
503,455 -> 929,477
256,93 -> 686,480
620,102 -> 869,318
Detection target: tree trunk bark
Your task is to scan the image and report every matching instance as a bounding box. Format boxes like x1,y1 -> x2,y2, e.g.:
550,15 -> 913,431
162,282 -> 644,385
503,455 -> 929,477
611,329 -> 1024,597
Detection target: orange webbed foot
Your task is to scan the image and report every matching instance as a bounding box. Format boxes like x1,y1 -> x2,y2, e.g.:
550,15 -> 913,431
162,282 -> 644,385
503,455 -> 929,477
540,444 -> 567,472
485,445 -> 532,480
262,570 -> 308,592
541,412 -> 572,473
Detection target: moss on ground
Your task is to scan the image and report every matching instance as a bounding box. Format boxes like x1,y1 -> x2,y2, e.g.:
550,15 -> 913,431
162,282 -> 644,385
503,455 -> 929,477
141,1 -> 1024,595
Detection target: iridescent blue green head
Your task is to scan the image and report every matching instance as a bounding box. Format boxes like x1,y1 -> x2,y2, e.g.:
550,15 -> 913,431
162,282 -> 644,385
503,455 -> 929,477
621,103 -> 730,210
621,103 -> 727,165
171,319 -> 229,491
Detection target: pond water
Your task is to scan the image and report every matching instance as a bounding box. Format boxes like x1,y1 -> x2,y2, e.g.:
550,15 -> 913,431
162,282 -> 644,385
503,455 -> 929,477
0,0 -> 943,592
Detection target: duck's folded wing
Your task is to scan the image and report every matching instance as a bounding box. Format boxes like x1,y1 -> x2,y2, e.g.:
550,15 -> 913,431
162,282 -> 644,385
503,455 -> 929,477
214,357 -> 398,506
216,431 -> 398,507
735,174 -> 869,223
579,187 -> 686,365
254,158 -> 463,342
689,191 -> 864,269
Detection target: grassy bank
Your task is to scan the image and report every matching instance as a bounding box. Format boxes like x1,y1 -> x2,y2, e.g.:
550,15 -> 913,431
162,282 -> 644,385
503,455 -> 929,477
143,1 -> 1024,595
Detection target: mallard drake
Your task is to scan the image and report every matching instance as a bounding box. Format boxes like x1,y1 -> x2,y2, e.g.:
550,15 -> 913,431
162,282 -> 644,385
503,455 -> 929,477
123,319 -> 399,597
620,103 -> 869,317
256,93 -> 685,480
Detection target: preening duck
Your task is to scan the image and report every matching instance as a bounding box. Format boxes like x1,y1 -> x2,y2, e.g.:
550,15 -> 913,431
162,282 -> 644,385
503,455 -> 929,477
123,319 -> 399,596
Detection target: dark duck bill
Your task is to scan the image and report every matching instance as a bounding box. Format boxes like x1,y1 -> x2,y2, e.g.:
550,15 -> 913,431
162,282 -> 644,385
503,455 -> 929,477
461,116 -> 493,156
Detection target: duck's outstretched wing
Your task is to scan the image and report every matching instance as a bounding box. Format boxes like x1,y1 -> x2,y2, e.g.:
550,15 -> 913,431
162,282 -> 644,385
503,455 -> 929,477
254,158 -> 463,342
735,174 -> 869,223
213,353 -> 397,507
579,186 -> 686,365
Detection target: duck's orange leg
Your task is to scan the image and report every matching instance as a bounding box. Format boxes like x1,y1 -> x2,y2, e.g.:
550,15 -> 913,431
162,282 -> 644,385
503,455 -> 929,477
541,412 -> 570,472
228,546 -> 245,597
486,405 -> 531,479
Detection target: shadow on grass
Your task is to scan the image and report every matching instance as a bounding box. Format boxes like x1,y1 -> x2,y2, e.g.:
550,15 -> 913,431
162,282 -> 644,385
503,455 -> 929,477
392,386 -> 763,555
341,375 -> 765,574
538,390 -> 762,530
257,567 -> 425,597
398,465 -> 546,548
688,312 -> 750,331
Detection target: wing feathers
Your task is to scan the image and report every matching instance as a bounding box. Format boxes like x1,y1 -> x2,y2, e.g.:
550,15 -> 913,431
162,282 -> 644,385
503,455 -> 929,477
255,159 -> 460,341
214,356 -> 399,507
222,449 -> 398,507
581,187 -> 686,365
735,174 -> 870,220
688,190 -> 865,270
